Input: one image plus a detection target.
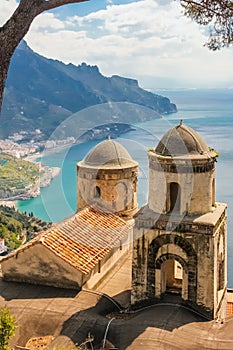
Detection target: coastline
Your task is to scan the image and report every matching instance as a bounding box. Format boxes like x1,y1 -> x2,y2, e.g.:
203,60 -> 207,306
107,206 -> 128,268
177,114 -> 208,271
0,164 -> 61,208
0,123 -> 137,209
25,143 -> 74,162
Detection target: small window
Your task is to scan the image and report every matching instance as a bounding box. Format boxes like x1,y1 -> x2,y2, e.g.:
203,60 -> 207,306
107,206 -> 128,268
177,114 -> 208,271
169,182 -> 181,213
94,186 -> 101,198
212,178 -> 215,206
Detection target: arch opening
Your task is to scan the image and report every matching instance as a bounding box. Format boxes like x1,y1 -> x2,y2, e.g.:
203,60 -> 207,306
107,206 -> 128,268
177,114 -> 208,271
147,234 -> 197,303
155,253 -> 189,301
161,259 -> 183,295
169,182 -> 181,213
94,186 -> 101,198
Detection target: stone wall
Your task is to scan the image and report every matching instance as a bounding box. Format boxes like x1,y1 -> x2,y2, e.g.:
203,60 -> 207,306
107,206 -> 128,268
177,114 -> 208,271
131,204 -> 227,319
77,165 -> 138,218
148,152 -> 215,215
1,243 -> 82,289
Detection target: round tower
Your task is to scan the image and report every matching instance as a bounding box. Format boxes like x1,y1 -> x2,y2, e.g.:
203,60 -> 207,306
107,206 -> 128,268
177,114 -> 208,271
148,121 -> 218,215
77,139 -> 138,218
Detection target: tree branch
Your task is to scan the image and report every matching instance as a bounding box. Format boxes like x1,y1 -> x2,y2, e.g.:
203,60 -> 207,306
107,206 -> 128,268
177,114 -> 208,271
0,0 -> 90,110
181,0 -> 233,18
38,0 -> 89,12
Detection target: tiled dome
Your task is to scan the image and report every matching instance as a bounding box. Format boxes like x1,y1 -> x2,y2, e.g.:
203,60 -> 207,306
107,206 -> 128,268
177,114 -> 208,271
155,123 -> 209,156
83,139 -> 137,168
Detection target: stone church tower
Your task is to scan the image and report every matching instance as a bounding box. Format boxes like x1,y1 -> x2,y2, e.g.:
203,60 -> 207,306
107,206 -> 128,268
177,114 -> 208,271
132,122 -> 227,319
77,139 -> 138,219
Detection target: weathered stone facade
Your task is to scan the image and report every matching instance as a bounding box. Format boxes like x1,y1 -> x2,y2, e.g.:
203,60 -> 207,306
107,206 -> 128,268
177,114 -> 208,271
132,123 -> 227,320
148,153 -> 216,215
132,204 -> 227,318
77,139 -> 138,219
1,242 -> 83,289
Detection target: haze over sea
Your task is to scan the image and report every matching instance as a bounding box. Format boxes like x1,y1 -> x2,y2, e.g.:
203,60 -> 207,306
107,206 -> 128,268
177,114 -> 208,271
18,88 -> 233,286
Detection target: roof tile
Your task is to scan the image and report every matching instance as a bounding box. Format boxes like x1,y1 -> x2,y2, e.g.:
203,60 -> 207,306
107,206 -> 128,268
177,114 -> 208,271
1,207 -> 132,275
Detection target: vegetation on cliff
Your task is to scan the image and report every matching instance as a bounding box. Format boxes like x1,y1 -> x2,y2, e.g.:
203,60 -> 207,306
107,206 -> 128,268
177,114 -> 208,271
0,152 -> 59,201
0,205 -> 51,250
0,153 -> 39,199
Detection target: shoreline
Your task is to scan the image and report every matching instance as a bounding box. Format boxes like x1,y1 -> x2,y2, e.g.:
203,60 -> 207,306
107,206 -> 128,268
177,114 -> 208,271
0,124 -> 136,210
0,166 -> 61,209
25,143 -> 73,162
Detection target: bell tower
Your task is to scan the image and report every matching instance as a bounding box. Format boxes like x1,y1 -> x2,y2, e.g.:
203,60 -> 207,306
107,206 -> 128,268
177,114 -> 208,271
132,122 -> 227,320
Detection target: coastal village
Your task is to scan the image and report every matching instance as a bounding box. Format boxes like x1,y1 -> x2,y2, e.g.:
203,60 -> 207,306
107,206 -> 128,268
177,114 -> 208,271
0,135 -> 64,206
0,122 -> 233,349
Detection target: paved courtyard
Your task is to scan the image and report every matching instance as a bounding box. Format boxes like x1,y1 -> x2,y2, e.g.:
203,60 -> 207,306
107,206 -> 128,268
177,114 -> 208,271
0,257 -> 233,349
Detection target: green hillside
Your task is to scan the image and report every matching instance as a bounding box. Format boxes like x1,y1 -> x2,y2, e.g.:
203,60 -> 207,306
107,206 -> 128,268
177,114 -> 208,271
0,205 -> 51,250
1,41 -> 177,139
0,153 -> 39,199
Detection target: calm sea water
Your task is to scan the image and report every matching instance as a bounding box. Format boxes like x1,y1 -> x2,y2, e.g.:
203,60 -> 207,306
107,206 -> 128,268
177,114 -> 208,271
17,88 -> 233,285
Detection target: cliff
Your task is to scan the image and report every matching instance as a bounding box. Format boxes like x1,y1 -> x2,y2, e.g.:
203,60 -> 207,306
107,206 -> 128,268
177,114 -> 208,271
0,153 -> 60,201
1,41 -> 177,140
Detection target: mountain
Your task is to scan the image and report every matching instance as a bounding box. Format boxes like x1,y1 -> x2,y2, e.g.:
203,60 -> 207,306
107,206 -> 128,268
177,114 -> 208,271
1,40 -> 177,140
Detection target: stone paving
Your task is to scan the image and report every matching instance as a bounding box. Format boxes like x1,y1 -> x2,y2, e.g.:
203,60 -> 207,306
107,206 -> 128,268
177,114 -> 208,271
94,250 -> 132,307
0,262 -> 233,349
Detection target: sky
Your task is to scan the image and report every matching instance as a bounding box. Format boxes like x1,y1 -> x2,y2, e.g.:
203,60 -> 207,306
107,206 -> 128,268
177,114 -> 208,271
1,0 -> 233,89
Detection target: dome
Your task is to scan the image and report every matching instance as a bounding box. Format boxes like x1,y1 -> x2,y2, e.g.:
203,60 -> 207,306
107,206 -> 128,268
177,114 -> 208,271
155,123 -> 210,157
82,139 -> 137,168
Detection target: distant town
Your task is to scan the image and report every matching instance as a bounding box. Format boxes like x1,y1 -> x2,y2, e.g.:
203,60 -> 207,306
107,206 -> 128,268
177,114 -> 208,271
0,130 -> 75,159
0,131 -> 75,203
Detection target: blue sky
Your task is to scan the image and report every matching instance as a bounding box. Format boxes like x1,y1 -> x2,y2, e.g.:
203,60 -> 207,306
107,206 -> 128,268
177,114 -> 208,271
52,0 -> 139,18
1,0 -> 232,89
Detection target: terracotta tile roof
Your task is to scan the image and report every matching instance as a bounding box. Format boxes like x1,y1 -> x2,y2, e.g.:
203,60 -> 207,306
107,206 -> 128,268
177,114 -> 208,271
0,207 -> 132,274
227,302 -> 233,317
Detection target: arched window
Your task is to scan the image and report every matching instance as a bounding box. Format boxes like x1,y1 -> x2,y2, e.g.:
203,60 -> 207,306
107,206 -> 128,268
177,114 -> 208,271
94,186 -> 101,198
169,182 -> 181,213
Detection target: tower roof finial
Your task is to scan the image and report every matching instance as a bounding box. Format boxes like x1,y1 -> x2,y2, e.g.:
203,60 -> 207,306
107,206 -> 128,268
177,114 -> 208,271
108,135 -> 111,141
180,118 -> 183,126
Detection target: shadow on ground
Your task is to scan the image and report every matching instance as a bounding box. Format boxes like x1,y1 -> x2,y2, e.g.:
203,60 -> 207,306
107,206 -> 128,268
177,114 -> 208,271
0,278 -> 78,300
59,291 -> 209,350
0,279 -> 232,350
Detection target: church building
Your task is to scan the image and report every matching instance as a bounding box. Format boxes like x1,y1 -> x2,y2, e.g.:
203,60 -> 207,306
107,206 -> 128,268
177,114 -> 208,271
0,139 -> 137,290
0,122 -> 227,320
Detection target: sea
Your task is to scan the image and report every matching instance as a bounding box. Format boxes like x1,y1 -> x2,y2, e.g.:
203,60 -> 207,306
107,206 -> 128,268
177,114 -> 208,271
17,88 -> 233,286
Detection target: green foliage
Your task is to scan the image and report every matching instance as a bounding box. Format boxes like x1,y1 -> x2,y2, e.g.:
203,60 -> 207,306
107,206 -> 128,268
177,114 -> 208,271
209,147 -> 220,162
180,0 -> 233,50
0,153 -> 39,199
0,205 -> 51,250
0,306 -> 17,350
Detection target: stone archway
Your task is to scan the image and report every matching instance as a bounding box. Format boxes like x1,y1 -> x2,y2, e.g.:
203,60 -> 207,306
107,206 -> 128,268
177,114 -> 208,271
147,234 -> 197,304
155,253 -> 188,300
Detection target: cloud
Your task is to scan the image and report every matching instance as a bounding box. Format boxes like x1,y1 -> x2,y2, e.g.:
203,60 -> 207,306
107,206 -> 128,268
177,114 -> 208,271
0,0 -> 18,26
1,0 -> 232,88
30,13 -> 65,32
